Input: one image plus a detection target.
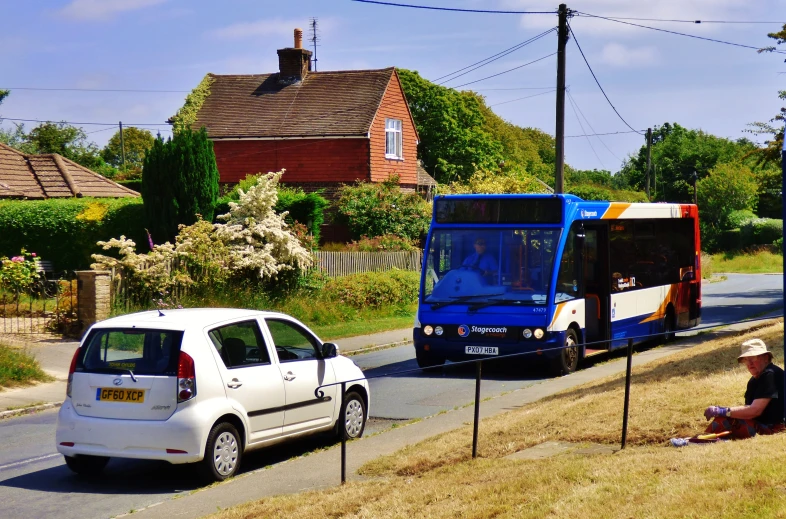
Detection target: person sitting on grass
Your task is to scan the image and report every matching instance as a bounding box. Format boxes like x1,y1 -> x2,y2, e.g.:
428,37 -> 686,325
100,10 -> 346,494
672,338 -> 785,446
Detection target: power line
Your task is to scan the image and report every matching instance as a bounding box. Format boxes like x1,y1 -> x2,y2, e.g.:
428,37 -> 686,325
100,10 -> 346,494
576,14 -> 784,24
0,87 -> 190,93
0,117 -> 171,126
452,52 -> 557,89
566,88 -> 623,163
473,86 -> 555,91
567,24 -> 642,135
436,28 -> 556,84
489,89 -> 555,107
352,0 -> 555,15
576,11 -> 786,54
565,130 -> 642,138
566,89 -> 604,168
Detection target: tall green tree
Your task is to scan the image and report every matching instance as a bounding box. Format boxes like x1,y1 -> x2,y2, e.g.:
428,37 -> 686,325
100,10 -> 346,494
101,127 -> 155,176
398,69 -> 503,183
141,127 -> 220,243
747,24 -> 785,168
25,122 -> 115,175
0,90 -> 8,105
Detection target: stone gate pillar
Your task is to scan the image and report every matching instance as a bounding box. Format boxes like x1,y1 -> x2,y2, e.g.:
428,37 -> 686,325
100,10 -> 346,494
76,270 -> 111,336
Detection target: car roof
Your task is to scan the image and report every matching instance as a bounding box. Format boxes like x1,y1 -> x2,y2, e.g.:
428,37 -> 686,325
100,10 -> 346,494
92,308 -> 295,331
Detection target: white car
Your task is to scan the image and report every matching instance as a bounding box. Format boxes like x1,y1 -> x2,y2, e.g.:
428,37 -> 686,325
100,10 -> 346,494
56,308 -> 370,481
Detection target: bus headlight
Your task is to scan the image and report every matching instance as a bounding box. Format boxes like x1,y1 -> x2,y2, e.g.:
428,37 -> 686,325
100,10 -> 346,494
423,325 -> 434,336
523,328 -> 533,339
435,326 -> 444,336
534,328 -> 545,339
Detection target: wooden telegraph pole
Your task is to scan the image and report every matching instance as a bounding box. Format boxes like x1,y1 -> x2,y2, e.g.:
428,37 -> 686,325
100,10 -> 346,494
554,4 -> 570,194
645,127 -> 652,200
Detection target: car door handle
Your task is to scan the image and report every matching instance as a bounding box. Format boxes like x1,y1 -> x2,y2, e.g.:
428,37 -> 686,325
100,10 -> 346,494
227,378 -> 243,389
283,372 -> 296,381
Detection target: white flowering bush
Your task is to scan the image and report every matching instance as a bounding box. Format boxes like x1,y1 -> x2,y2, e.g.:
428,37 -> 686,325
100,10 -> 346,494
215,170 -> 313,278
92,170 -> 313,306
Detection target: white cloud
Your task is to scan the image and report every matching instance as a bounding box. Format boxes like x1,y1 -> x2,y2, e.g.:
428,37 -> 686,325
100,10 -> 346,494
60,0 -> 168,21
599,43 -> 660,67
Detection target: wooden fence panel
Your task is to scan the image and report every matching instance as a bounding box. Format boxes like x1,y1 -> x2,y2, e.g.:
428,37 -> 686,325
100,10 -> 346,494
313,250 -> 423,278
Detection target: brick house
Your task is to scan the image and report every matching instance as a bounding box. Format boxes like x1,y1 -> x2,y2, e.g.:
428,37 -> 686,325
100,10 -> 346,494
186,29 -> 426,198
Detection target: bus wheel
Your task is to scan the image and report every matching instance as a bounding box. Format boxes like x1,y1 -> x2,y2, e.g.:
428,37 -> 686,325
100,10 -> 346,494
663,309 -> 675,342
416,349 -> 445,370
552,329 -> 579,376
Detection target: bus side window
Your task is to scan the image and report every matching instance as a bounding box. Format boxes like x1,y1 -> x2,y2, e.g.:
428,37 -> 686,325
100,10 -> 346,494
556,225 -> 579,300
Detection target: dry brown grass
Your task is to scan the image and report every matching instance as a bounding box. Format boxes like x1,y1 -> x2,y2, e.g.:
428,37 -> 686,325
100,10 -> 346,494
210,322 -> 786,519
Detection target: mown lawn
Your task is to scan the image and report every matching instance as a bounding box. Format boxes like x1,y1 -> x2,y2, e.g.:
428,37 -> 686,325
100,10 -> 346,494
704,249 -> 783,276
0,344 -> 52,389
208,322 -> 786,519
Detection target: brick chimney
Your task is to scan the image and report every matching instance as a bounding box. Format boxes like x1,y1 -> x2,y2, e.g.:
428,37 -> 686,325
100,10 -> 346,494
277,28 -> 312,83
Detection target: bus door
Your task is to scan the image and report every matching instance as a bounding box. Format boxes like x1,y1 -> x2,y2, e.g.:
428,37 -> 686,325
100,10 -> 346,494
582,224 -> 609,352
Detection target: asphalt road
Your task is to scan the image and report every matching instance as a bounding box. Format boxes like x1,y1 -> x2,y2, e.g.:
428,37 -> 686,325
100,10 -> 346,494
0,273 -> 782,519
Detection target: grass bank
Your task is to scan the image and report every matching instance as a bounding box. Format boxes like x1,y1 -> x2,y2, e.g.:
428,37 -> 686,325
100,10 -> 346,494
209,322 -> 786,519
704,249 -> 783,277
0,345 -> 52,389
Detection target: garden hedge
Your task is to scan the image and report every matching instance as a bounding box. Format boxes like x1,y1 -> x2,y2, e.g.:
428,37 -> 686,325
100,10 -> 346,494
0,198 -> 146,271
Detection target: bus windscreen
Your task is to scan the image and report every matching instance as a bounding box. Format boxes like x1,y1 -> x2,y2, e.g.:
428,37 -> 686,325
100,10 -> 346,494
435,198 -> 562,224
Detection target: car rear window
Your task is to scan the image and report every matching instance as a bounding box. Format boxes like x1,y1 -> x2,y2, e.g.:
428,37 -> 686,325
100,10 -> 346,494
77,328 -> 184,376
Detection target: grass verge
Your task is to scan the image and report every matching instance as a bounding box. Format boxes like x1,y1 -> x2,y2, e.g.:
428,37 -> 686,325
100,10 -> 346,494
208,322 -> 786,519
705,249 -> 783,275
0,345 -> 52,389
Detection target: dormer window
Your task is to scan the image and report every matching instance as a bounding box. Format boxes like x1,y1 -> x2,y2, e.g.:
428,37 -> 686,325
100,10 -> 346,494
385,119 -> 403,160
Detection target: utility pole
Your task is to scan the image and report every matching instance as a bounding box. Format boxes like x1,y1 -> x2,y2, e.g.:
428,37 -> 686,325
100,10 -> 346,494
645,127 -> 652,200
554,4 -> 569,194
119,121 -> 126,171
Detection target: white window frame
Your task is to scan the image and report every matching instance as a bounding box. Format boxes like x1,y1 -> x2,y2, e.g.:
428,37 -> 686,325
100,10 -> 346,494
385,118 -> 403,160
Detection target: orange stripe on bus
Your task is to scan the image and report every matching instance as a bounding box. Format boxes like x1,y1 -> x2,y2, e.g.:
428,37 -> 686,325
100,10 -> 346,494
602,203 -> 631,220
550,303 -> 566,328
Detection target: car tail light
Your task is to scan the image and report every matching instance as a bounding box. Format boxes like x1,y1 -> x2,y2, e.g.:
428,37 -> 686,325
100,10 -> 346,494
66,347 -> 80,398
177,351 -> 196,403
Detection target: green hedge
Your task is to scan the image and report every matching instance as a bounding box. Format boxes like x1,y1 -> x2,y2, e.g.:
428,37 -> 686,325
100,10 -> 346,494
116,179 -> 143,193
567,184 -> 648,203
717,219 -> 783,251
0,198 -> 146,271
321,269 -> 420,308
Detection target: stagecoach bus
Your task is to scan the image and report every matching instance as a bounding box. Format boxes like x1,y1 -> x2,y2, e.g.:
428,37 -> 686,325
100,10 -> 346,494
414,194 -> 701,374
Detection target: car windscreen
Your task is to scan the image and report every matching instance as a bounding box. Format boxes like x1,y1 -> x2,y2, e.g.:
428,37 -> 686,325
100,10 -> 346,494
77,328 -> 184,376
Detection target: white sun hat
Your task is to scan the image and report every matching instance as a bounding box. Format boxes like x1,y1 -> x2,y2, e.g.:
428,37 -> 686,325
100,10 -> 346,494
737,338 -> 773,362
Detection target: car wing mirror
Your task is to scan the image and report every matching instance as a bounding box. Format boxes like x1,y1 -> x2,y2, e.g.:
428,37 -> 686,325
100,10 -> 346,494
321,342 -> 338,358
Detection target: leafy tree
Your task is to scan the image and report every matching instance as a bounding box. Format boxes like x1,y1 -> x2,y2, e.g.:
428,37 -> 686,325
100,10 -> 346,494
747,24 -> 785,168
336,175 -> 431,240
398,69 -> 503,183
619,122 -> 757,203
697,161 -> 758,247
101,127 -> 155,176
141,128 -> 220,243
0,90 -> 8,106
0,122 -> 35,154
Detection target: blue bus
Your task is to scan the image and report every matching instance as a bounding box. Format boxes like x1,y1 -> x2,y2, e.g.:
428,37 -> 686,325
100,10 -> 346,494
414,194 -> 701,374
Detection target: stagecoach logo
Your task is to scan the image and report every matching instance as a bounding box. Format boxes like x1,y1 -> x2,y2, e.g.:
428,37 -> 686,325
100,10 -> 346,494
580,209 -> 598,218
458,325 -> 470,338
113,378 -> 123,386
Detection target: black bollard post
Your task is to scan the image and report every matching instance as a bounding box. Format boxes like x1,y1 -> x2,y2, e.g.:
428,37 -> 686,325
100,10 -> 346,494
340,381 -> 346,484
472,360 -> 482,458
621,338 -> 634,449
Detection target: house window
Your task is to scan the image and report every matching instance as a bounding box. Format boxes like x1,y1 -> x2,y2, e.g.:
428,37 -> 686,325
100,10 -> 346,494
385,118 -> 403,159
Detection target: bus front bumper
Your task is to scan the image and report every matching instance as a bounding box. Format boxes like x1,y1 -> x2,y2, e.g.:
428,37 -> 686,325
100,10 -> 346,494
413,328 -> 568,363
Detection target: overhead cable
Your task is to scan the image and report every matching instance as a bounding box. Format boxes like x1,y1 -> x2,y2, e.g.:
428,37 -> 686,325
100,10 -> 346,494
566,88 -> 623,163
0,87 -> 190,93
568,24 -> 643,135
488,89 -> 555,107
352,0 -> 555,14
0,117 -> 170,126
452,52 -> 557,89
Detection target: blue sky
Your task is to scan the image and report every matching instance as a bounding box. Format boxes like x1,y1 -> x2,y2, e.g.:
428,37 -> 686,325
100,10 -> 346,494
1,0 -> 783,173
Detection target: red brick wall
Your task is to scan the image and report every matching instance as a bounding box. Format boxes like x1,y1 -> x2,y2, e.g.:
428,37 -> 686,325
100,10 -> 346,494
212,138 -> 371,184
369,72 -> 418,184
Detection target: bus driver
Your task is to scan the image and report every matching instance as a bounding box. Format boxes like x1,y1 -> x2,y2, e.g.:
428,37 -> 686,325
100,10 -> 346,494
462,238 -> 497,283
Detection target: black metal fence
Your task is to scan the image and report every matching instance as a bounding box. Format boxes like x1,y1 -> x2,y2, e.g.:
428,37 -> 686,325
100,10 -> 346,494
0,271 -> 80,336
317,314 -> 784,483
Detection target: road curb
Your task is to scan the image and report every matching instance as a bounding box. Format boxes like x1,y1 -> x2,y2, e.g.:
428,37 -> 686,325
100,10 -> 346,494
343,339 -> 413,357
0,402 -> 61,420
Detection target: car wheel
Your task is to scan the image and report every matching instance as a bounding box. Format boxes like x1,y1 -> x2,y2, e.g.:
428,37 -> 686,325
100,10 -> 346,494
335,391 -> 366,440
200,422 -> 242,482
64,455 -> 109,477
551,328 -> 579,376
415,349 -> 445,369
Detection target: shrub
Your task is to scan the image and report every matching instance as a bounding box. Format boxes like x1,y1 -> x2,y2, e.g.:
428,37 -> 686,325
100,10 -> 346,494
567,184 -> 648,203
321,269 -> 420,308
0,198 -> 145,270
724,209 -> 757,230
345,235 -> 417,252
336,176 -> 431,241
741,218 -> 783,247
0,250 -> 38,295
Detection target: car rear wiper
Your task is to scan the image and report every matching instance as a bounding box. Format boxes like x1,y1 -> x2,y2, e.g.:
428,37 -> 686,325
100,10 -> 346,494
430,293 -> 504,310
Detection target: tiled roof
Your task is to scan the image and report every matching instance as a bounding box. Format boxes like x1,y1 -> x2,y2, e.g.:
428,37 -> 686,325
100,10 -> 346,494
0,143 -> 139,199
417,162 -> 438,187
193,68 -> 396,139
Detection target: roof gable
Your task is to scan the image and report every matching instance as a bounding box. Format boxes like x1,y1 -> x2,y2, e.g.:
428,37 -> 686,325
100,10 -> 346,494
0,143 -> 139,199
193,68 -> 396,139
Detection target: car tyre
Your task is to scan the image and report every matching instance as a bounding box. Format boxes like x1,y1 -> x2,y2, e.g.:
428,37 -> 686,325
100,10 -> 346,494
334,391 -> 366,440
415,349 -> 445,370
200,422 -> 242,482
551,328 -> 579,376
663,309 -> 676,343
64,454 -> 109,477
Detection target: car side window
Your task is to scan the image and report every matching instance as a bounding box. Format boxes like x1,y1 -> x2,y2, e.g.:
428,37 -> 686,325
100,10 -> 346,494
208,320 -> 271,368
266,319 -> 321,363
